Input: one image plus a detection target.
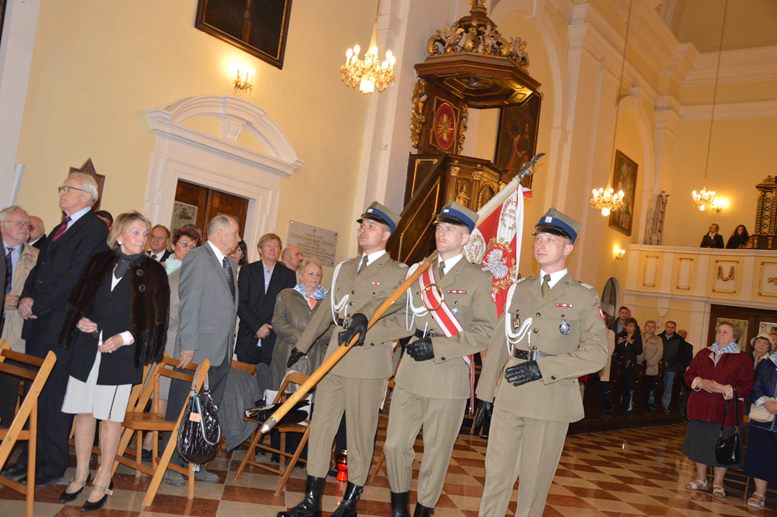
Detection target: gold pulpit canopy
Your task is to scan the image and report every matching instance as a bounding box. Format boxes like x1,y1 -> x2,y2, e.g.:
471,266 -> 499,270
414,0 -> 540,108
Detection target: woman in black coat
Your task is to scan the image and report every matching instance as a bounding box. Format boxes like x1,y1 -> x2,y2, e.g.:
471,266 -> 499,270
58,211 -> 169,511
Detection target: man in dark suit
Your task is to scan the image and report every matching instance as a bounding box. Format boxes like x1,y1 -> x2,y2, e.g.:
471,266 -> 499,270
163,214 -> 241,485
236,233 -> 296,398
700,223 -> 724,248
3,172 -> 109,485
146,224 -> 172,262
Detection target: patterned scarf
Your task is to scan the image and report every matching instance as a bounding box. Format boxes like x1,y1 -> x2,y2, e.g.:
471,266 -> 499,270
710,341 -> 740,356
770,351 -> 777,367
293,283 -> 327,300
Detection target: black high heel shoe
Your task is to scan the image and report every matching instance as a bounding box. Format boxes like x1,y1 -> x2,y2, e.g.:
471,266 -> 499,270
81,481 -> 113,512
59,474 -> 91,503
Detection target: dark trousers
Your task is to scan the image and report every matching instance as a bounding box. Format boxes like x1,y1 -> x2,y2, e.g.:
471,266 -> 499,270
162,353 -> 231,460
621,367 -> 636,411
16,344 -> 74,477
643,374 -> 657,408
0,371 -> 21,426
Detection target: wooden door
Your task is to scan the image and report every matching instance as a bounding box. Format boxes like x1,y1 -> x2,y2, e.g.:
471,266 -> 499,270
708,304 -> 777,354
171,180 -> 249,238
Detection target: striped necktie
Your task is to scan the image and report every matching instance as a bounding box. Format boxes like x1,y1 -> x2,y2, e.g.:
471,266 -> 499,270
51,217 -> 71,241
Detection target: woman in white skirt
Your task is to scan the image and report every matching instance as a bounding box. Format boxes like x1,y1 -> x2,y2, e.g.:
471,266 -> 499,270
58,211 -> 170,511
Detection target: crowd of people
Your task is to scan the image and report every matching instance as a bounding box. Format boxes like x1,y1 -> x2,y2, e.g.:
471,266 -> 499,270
1,173 -> 776,515
601,305 -> 777,510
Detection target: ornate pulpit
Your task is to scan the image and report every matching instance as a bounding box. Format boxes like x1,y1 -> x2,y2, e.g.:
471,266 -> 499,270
751,176 -> 777,249
388,1 -> 541,263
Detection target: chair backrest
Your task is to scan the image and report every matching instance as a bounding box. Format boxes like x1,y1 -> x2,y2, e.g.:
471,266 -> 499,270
0,351 -> 56,460
275,372 -> 311,404
231,359 -> 257,376
130,354 -> 200,415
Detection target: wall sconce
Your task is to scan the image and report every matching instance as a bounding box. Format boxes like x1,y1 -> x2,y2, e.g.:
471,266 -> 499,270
234,69 -> 254,95
614,247 -> 626,261
712,197 -> 727,213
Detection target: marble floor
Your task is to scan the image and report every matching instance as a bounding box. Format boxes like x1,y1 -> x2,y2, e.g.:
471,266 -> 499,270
1,422 -> 775,516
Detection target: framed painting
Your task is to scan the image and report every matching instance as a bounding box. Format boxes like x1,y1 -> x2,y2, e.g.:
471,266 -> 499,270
195,0 -> 293,69
609,150 -> 638,236
171,201 -> 199,233
494,94 -> 541,185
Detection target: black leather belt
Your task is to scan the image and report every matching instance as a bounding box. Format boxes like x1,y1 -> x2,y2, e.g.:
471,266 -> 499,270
511,348 -> 555,360
414,329 -> 441,339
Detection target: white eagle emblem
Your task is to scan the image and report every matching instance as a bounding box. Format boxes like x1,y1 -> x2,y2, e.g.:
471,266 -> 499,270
483,246 -> 509,279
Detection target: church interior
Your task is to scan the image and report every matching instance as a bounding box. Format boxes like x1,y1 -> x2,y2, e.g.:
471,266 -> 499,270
1,0 -> 777,515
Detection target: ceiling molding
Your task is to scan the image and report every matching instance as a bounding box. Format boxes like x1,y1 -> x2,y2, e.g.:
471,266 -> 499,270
683,45 -> 777,86
680,99 -> 777,121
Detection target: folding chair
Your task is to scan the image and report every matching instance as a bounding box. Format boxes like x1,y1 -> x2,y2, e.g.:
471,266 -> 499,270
0,349 -> 57,517
234,371 -> 311,495
113,355 -> 211,507
231,359 -> 257,376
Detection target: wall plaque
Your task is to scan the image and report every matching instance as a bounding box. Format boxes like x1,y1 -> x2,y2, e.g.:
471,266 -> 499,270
287,220 -> 338,267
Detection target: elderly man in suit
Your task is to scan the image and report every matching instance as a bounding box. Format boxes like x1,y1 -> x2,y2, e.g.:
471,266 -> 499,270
475,208 -> 608,517
163,214 -> 240,485
3,173 -> 108,485
236,233 -> 296,399
379,201 -> 496,517
280,202 -> 407,517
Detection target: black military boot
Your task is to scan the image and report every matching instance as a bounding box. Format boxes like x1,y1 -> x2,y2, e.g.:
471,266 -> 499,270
277,476 -> 325,517
330,482 -> 363,517
390,491 -> 410,517
412,503 -> 434,516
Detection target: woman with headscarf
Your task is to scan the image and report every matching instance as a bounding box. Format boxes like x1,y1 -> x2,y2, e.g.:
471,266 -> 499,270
58,211 -> 169,511
683,321 -> 753,499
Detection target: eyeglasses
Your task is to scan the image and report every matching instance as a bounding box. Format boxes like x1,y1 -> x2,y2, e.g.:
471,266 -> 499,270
57,185 -> 89,194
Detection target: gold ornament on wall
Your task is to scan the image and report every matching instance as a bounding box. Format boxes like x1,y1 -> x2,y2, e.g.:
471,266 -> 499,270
410,79 -> 428,149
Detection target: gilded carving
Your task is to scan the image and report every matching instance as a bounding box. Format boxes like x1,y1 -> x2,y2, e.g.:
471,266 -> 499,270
410,79 -> 428,149
425,4 -> 530,70
717,265 -> 735,282
456,104 -> 468,155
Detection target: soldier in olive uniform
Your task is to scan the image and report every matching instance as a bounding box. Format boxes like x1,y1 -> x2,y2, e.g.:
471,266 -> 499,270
378,201 -> 497,517
475,208 -> 608,517
279,202 -> 407,517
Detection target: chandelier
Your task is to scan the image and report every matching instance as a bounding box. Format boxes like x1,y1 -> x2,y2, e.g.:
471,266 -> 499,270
339,3 -> 396,94
590,0 -> 632,217
692,187 -> 717,211
590,186 -> 625,216
692,0 -> 728,211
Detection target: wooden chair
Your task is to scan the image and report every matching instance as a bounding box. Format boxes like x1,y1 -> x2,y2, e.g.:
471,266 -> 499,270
0,348 -> 57,517
231,359 -> 257,376
113,355 -> 211,507
234,371 -> 311,495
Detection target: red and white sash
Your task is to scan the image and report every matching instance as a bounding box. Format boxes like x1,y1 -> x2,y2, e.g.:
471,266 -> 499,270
416,263 -> 476,413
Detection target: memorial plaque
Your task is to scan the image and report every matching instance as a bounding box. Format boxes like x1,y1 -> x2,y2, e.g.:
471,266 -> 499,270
287,220 -> 338,267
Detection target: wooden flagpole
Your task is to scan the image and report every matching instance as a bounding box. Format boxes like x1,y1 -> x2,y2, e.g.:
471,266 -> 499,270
260,251 -> 439,434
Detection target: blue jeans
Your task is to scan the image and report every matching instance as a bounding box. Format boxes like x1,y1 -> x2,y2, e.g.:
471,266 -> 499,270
662,370 -> 676,410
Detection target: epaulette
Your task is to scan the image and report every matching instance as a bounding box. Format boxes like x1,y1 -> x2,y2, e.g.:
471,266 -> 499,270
578,281 -> 595,290
516,277 -> 530,284
399,263 -> 409,269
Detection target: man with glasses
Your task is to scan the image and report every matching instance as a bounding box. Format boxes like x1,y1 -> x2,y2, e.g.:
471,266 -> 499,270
0,206 -> 38,426
1,173 -> 108,486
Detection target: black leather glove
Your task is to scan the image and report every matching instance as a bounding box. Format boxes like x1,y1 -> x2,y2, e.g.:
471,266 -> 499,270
405,338 -> 434,361
504,360 -> 542,386
286,347 -> 306,368
338,313 -> 368,347
474,399 -> 493,428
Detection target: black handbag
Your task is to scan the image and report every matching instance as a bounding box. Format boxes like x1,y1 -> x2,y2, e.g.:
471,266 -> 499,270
177,375 -> 222,465
714,391 -> 741,465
